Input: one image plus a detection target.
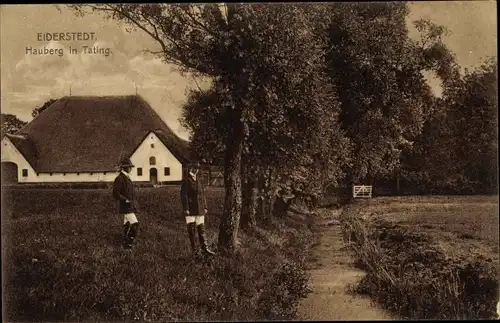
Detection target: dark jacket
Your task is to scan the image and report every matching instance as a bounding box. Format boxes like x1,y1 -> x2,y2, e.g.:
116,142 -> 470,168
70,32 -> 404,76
113,171 -> 137,214
180,173 -> 207,215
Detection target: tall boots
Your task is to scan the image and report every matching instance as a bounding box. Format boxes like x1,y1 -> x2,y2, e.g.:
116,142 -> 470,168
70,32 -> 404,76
187,222 -> 198,255
186,222 -> 215,256
123,222 -> 139,249
196,223 -> 216,255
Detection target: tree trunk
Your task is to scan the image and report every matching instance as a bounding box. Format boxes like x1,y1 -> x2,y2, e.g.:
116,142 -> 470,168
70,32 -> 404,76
217,107 -> 245,254
395,169 -> 400,195
240,163 -> 250,228
258,168 -> 267,222
248,181 -> 258,227
260,167 -> 275,223
246,174 -> 259,228
242,171 -> 258,228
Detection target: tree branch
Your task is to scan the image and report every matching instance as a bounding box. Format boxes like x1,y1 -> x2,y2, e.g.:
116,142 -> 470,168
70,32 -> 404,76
92,4 -> 215,76
103,4 -> 168,55
182,5 -> 218,37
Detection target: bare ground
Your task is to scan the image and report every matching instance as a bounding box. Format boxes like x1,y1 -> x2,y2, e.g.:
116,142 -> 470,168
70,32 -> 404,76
297,208 -> 395,321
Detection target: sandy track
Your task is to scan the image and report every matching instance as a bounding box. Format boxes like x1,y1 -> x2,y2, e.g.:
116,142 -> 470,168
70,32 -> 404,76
297,208 -> 394,321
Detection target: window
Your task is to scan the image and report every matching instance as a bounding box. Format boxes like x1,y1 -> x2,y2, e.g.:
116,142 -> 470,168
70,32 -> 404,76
49,173 -> 53,176
151,143 -> 155,148
149,156 -> 156,165
137,168 -> 143,176
164,167 -> 170,176
103,172 -> 107,175
22,169 -> 28,177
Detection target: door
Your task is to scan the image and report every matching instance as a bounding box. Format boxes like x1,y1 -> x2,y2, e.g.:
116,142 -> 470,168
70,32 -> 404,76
1,162 -> 18,184
149,168 -> 158,185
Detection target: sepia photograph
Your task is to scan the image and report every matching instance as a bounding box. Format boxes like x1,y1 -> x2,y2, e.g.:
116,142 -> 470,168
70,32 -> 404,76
1,2 -> 498,321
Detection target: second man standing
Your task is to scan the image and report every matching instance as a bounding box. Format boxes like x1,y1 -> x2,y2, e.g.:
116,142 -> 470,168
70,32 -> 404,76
180,161 -> 216,256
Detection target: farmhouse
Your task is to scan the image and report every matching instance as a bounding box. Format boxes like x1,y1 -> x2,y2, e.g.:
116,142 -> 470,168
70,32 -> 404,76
1,95 -> 195,185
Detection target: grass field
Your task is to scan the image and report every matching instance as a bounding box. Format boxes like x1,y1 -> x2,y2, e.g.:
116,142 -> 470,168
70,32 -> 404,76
360,195 -> 499,260
2,187 -> 315,321
341,195 -> 499,320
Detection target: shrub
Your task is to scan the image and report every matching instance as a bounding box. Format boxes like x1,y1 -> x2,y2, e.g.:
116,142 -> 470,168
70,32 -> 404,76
257,262 -> 312,320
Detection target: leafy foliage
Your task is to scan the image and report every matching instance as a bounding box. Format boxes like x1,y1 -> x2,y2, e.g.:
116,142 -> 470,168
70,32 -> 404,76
177,4 -> 352,222
401,58 -> 498,194
1,113 -> 27,137
324,3 -> 458,182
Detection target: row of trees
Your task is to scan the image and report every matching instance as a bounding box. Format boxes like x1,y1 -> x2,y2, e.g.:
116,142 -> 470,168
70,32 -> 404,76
401,59 -> 498,194
2,3 -> 494,254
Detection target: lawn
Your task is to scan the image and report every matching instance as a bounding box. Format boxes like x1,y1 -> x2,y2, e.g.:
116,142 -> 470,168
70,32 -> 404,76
2,186 -> 315,321
340,195 -> 499,320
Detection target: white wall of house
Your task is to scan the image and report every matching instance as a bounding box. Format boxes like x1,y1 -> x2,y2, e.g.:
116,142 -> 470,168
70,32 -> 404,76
1,131 -> 183,183
129,131 -> 183,182
1,137 -> 36,183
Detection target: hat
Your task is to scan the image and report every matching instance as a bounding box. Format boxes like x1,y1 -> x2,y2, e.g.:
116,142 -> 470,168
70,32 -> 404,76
188,161 -> 201,168
119,158 -> 135,168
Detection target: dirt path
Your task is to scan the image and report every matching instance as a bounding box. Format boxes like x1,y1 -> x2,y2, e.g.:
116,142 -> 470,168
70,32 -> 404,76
297,208 -> 395,321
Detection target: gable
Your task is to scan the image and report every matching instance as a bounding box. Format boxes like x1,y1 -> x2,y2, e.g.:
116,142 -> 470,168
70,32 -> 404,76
130,131 -> 182,164
1,136 -> 34,170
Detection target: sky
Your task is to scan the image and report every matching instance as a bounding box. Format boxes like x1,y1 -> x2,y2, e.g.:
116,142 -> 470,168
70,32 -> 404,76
0,2 -> 497,140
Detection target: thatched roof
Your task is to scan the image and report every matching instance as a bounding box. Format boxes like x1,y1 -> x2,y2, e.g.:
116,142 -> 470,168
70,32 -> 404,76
11,95 -> 193,173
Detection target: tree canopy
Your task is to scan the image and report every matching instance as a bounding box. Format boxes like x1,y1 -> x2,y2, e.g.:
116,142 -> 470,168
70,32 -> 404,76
323,2 -> 459,182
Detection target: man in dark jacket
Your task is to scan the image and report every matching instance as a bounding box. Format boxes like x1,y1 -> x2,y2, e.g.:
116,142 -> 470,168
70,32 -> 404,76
180,161 -> 215,256
113,158 -> 139,249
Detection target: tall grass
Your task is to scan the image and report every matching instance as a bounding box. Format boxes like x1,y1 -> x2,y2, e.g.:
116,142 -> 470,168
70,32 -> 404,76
340,202 -> 499,320
2,187 -> 313,321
